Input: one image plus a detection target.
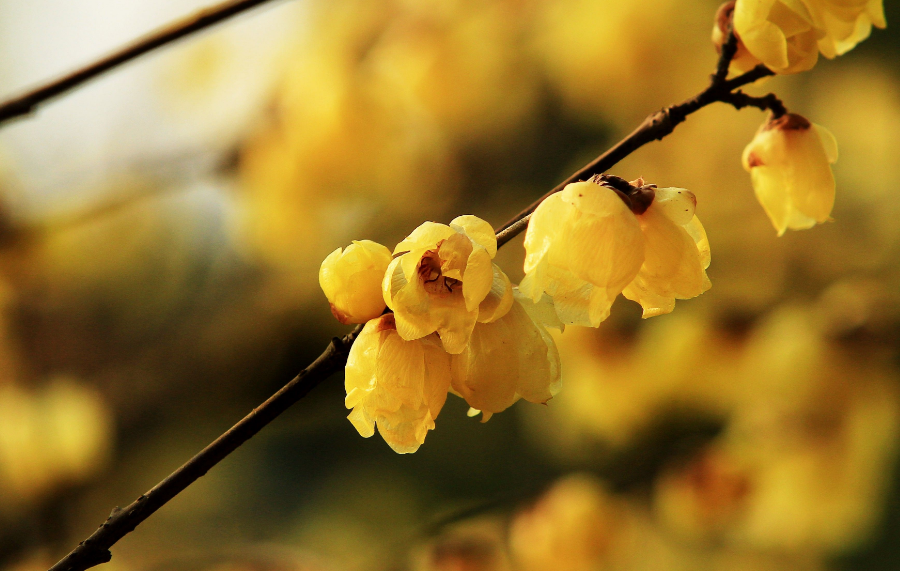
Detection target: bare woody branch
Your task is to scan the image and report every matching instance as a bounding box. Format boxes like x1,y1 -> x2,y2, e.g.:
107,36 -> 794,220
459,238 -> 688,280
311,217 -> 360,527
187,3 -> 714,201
47,327 -> 363,571
47,31 -> 783,571
0,0 -> 283,126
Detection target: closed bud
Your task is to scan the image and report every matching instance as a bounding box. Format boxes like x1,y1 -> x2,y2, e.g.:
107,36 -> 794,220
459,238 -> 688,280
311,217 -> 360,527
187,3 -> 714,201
742,113 -> 838,235
319,240 -> 392,324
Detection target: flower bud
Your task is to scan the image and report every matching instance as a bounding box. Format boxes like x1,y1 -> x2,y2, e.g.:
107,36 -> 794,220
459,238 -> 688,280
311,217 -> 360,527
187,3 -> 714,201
319,240 -> 392,324
742,113 -> 838,235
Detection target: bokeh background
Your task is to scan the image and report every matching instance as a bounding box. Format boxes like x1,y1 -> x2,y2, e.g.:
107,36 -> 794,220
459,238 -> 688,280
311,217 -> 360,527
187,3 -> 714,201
1,0 -> 899,569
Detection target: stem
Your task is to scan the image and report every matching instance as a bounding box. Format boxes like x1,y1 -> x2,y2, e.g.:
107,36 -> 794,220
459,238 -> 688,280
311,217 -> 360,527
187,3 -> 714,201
0,0 -> 284,126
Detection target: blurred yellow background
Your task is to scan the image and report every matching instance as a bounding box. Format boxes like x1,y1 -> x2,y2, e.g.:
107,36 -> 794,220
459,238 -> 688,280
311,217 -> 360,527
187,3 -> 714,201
0,0 -> 899,569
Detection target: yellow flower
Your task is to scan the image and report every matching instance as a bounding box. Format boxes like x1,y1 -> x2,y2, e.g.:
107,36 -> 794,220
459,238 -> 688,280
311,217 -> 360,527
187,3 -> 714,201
319,240 -> 392,324
344,314 -> 452,454
450,290 -> 561,422
742,113 -> 838,235
623,188 -> 712,318
520,179 -> 644,327
521,176 -> 710,325
803,0 -> 886,58
733,0 -> 822,74
384,215 -> 513,354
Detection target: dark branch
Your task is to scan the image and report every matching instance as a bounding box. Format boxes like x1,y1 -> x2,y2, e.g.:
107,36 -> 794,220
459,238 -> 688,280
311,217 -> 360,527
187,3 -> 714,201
0,0 -> 283,127
713,29 -> 739,84
47,326 -> 363,571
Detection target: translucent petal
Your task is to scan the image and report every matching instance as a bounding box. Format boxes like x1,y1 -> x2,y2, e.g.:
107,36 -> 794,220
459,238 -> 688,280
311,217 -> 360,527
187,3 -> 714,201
623,205 -> 710,317
653,188 -> 696,226
478,265 -> 514,323
451,299 -> 560,413
462,245 -> 494,312
376,333 -> 426,409
393,221 -> 455,255
450,215 -> 498,257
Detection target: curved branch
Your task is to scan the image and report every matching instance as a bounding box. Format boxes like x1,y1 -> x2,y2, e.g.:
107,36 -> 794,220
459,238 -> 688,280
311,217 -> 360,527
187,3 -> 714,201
0,0 -> 284,126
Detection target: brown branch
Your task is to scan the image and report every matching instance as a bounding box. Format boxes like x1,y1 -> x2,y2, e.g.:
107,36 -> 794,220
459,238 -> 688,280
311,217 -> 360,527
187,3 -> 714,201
47,327 -> 363,571
0,0 -> 284,127
48,28 -> 782,571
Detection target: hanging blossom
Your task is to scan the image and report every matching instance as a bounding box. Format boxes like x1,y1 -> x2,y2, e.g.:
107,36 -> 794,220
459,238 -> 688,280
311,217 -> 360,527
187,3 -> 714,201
714,0 -> 885,75
383,215 -> 513,354
743,112 -> 838,235
344,314 -> 451,454
520,175 -> 710,326
451,289 -> 562,422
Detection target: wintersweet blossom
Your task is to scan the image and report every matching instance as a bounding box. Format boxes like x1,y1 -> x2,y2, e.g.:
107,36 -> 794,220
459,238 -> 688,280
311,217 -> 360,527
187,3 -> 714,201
743,113 -> 838,235
383,215 -> 513,354
451,290 -> 561,422
521,176 -> 710,326
520,179 -> 644,327
732,0 -> 822,74
344,314 -> 451,454
804,0 -> 886,58
319,240 -> 392,324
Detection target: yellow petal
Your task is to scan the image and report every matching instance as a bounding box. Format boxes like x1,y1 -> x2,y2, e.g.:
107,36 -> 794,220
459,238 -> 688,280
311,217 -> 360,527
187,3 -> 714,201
477,265 -> 515,323
393,221 -> 455,255
462,245 -> 494,312
450,214 -> 498,257
451,298 -> 560,414
623,204 -> 710,318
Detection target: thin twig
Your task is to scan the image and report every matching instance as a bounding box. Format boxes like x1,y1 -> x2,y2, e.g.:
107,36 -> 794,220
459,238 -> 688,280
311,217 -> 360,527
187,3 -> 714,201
49,28 -> 782,571
494,63 -> 776,248
0,0 -> 284,126
47,327 -> 363,571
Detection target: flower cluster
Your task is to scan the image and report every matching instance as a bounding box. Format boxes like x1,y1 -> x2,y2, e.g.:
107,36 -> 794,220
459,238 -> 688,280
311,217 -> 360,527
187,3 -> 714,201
321,216 -> 560,453
710,0 -> 873,234
323,180 -> 715,452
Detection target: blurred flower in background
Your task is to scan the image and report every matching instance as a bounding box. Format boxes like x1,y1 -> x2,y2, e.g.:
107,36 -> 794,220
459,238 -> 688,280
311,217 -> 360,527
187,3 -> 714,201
0,0 -> 898,570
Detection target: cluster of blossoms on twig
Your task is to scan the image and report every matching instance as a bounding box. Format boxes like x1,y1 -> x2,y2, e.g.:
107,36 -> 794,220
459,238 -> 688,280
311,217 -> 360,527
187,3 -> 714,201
716,0 -> 882,234
317,0 -> 882,453
320,178 -> 713,453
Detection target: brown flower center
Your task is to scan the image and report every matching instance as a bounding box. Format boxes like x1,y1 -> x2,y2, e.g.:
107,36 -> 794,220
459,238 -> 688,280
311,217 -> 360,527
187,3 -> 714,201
418,249 -> 460,295
589,174 -> 656,215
